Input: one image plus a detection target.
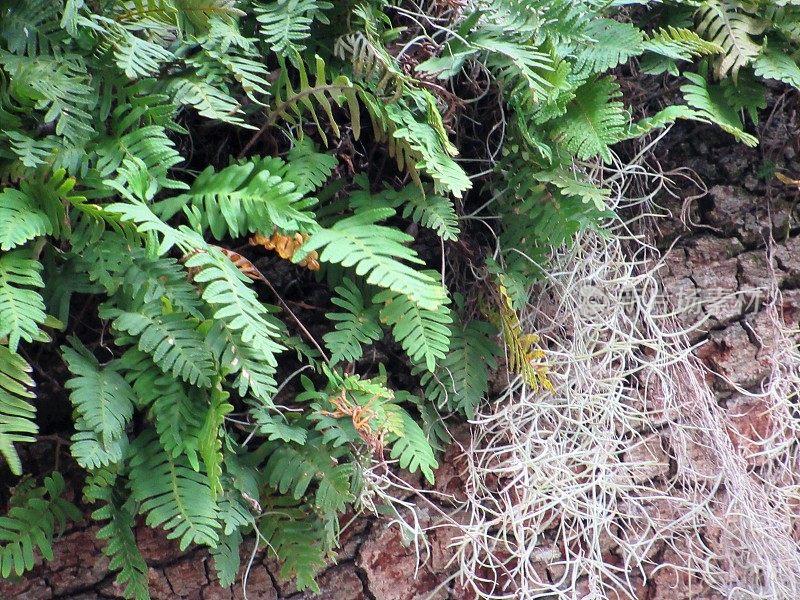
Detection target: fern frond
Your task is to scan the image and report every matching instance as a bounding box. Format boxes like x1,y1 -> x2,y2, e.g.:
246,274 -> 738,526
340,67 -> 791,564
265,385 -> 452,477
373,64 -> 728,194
128,429 -> 220,550
282,138 -> 338,195
367,96 -> 472,198
199,386 -> 234,499
681,72 -> 759,145
151,376 -> 205,469
95,105 -> 186,192
0,346 -> 37,475
643,26 -> 724,61
0,472 -> 80,577
486,281 -> 553,391
374,288 -> 453,372
0,0 -> 65,56
104,306 -> 216,388
400,189 -> 461,241
0,188 -> 52,251
256,0 -> 333,60
205,320 -> 278,404
70,426 -> 128,470
550,77 -> 628,163
297,208 -> 448,311
269,54 -> 361,146
0,52 -> 95,145
62,339 -> 135,449
185,248 -> 285,363
258,499 -> 327,592
84,468 -> 150,600
323,278 -> 383,365
473,33 -> 554,101
334,32 -> 408,100
623,104 -> 698,139
117,249 -> 204,319
695,0 -> 766,80
254,409 -> 308,444
263,437 -> 354,514
387,408 -> 438,484
212,529 -> 242,588
0,251 -> 47,351
417,318 -> 500,418
167,74 -> 249,127
166,156 -> 318,239
754,46 -> 800,89
533,167 -> 610,211
573,18 -> 644,76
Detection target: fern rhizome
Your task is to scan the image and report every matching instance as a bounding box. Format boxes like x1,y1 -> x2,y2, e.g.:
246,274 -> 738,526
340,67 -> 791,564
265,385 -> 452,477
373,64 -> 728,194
1,0 -> 799,596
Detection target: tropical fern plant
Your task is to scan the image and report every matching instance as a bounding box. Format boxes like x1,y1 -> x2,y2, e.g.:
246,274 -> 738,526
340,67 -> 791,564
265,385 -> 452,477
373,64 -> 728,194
0,0 -> 798,597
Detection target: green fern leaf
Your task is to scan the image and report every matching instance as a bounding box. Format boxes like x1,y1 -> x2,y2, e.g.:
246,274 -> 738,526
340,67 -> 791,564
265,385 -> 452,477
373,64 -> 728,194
104,307 -> 216,388
258,500 -> 327,592
282,138 -> 338,196
151,377 -> 205,469
62,339 -> 135,449
129,429 -> 220,550
550,77 -> 628,162
387,409 -> 438,484
205,320 -> 278,404
374,289 -> 453,372
681,72 -> 758,146
642,26 -> 724,61
256,0 -> 333,59
254,409 -> 308,444
754,46 -> 800,89
695,0 -> 766,80
297,208 -> 448,311
269,54 -> 361,146
166,156 -> 318,239
185,248 -> 285,363
400,189 -> 460,241
199,386 -> 234,499
168,75 -> 250,128
573,19 -> 644,76
323,278 -> 383,365
212,529 -> 242,588
417,318 -> 500,418
70,426 -> 128,470
117,249 -> 204,319
0,346 -> 37,475
84,468 -> 150,600
0,251 -> 47,351
263,437 -> 353,514
0,188 -> 52,250
0,472 -> 80,577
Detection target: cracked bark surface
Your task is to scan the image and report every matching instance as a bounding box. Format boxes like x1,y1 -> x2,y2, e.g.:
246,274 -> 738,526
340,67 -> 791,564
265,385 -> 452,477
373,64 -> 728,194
3,112 -> 800,599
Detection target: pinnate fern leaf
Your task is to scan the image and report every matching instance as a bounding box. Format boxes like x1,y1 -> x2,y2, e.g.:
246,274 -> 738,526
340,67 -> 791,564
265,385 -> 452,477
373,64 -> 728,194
62,339 -> 135,449
0,472 -> 80,577
129,429 -> 220,550
323,278 -> 383,364
374,289 -> 453,372
418,318 -> 500,418
297,208 -> 448,311
681,72 -> 758,146
104,307 -> 216,388
185,248 -> 285,363
0,347 -> 37,475
550,77 -> 628,163
84,468 -> 150,600
0,251 -> 48,352
695,0 -> 766,80
0,188 -> 52,251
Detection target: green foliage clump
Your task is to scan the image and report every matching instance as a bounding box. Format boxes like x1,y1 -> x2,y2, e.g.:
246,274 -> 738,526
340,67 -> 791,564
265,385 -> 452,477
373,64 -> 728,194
0,0 -> 798,596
